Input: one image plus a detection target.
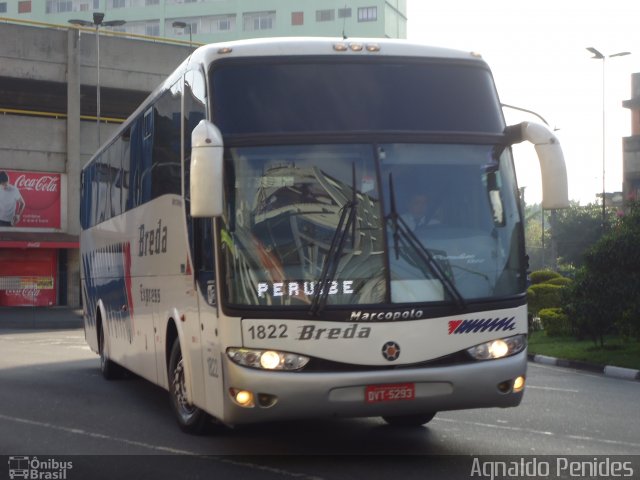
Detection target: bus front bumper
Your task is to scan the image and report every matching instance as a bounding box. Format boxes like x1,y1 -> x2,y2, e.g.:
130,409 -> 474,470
219,350 -> 527,425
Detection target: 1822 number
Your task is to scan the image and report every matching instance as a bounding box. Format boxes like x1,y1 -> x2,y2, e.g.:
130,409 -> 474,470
247,324 -> 288,340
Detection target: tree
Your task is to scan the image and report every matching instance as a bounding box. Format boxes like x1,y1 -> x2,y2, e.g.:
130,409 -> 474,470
552,202 -> 617,269
564,202 -> 640,344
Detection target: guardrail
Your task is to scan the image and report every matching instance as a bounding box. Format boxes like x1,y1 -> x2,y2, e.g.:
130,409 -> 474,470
0,107 -> 125,124
0,16 -> 204,47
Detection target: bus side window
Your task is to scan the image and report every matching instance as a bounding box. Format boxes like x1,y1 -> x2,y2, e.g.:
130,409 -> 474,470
183,68 -> 207,200
183,68 -> 212,302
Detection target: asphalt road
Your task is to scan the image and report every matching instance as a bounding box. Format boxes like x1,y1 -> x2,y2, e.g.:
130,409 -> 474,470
1,328 -> 639,479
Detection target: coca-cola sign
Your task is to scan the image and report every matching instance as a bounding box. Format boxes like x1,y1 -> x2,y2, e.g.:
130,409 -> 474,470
14,174 -> 59,193
1,170 -> 61,228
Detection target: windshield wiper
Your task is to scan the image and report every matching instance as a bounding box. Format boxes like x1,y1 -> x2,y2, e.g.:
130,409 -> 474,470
309,164 -> 357,316
387,174 -> 466,309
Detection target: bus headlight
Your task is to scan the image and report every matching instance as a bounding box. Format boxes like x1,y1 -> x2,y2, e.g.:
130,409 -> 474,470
466,334 -> 526,361
227,348 -> 310,371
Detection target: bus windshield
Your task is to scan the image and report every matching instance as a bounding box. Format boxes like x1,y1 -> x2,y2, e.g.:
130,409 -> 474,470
219,142 -> 525,308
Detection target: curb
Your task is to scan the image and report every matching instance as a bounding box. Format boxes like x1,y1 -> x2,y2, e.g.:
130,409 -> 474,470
0,307 -> 83,330
528,353 -> 640,381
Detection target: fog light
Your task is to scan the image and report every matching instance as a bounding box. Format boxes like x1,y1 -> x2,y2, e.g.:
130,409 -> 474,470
513,376 -> 525,393
230,388 -> 254,407
497,380 -> 512,393
257,393 -> 278,408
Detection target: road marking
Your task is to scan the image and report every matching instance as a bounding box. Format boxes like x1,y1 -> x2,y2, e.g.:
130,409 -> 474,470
526,385 -> 580,393
434,417 -> 640,450
0,413 -> 323,480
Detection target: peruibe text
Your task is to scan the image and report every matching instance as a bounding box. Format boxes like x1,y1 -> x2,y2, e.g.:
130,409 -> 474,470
257,280 -> 354,298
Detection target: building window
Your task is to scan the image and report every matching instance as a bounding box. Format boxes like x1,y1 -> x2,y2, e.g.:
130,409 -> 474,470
18,1 -> 31,13
145,0 -> 159,5
243,11 -> 275,32
111,0 -> 126,8
189,14 -> 235,34
291,11 -> 303,26
145,21 -> 160,36
316,9 -> 334,22
338,8 -> 352,19
46,0 -> 75,13
357,6 -> 377,22
215,17 -> 231,31
0,2 -> 8,12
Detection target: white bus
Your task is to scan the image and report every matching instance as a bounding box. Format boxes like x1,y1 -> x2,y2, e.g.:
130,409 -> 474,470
80,37 -> 568,433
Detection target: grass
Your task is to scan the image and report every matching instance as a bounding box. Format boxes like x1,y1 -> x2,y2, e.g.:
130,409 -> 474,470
528,331 -> 640,370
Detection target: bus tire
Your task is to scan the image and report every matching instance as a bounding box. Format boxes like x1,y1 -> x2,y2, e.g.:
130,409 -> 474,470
99,321 -> 122,380
382,412 -> 436,427
169,338 -> 209,434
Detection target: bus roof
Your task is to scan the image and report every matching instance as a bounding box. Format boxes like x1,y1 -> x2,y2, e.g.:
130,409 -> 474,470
83,37 -> 491,171
188,36 -> 488,68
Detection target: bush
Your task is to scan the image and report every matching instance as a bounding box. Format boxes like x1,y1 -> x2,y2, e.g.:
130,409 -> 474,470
530,270 -> 562,285
527,283 -> 563,316
539,308 -> 571,337
546,277 -> 572,287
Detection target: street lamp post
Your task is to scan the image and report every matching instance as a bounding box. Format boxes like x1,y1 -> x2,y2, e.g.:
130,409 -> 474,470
69,13 -> 126,148
586,47 -> 631,230
172,21 -> 192,47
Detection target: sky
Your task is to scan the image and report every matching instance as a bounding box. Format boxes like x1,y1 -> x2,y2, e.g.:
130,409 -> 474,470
406,0 -> 640,205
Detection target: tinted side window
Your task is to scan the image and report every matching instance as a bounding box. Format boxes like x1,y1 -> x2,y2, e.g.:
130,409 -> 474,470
151,82 -> 182,199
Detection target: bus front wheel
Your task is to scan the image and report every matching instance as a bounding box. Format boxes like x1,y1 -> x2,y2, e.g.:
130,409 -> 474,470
382,412 -> 436,427
169,338 -> 209,434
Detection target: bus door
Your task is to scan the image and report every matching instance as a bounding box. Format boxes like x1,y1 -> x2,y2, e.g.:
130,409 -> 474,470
192,217 -> 224,415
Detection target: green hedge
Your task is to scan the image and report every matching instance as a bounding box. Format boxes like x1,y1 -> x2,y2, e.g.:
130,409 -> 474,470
530,270 -> 562,285
539,308 -> 571,337
527,283 -> 563,315
545,277 -> 572,287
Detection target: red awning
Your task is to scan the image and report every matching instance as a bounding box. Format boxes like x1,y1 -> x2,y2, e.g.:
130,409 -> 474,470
0,231 -> 79,249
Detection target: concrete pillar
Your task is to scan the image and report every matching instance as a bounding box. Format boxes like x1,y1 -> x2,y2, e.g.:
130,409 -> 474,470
66,29 -> 82,307
66,28 -> 81,235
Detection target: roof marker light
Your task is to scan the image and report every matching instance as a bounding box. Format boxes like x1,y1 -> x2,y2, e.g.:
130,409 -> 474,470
366,43 -> 381,52
333,43 -> 348,52
349,43 -> 364,52
218,47 -> 233,54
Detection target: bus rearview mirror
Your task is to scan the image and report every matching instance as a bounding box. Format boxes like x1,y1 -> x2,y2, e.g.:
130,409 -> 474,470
190,120 -> 224,217
506,122 -> 569,210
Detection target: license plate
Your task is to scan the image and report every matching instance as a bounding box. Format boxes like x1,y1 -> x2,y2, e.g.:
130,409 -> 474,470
365,383 -> 415,403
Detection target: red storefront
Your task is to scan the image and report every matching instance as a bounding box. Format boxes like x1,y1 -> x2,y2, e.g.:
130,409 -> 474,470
0,170 -> 78,307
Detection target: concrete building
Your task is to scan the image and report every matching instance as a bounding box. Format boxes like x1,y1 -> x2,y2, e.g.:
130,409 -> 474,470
0,0 -> 407,42
0,22 -> 191,307
0,2 -> 406,307
623,73 -> 640,204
